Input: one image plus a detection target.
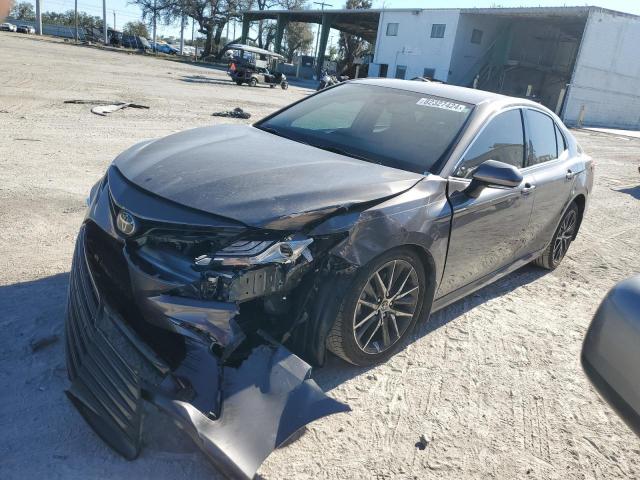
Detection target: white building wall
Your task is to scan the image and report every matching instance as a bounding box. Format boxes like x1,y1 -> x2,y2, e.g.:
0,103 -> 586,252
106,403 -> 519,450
371,9 -> 461,81
564,9 -> 640,129
448,14 -> 507,85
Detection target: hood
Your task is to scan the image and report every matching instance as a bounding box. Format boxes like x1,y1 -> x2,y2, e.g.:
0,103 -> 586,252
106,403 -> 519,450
114,125 -> 423,229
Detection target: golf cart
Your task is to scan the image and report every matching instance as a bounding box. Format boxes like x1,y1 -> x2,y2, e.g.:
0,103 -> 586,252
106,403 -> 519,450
226,44 -> 288,90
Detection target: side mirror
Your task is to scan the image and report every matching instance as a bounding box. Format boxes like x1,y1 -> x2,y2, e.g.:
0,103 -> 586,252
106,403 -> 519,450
465,160 -> 523,198
582,276 -> 640,437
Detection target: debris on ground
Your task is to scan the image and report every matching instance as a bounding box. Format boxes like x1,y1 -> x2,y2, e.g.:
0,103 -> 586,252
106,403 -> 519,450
415,434 -> 430,450
64,100 -> 150,116
212,107 -> 251,119
30,334 -> 59,353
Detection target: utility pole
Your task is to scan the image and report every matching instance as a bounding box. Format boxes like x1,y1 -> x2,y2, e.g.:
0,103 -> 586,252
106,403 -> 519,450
192,18 -> 196,61
152,0 -> 157,54
312,1 -> 332,76
102,0 -> 108,45
113,10 -> 116,31
35,0 -> 42,35
74,0 -> 78,43
179,14 -> 185,56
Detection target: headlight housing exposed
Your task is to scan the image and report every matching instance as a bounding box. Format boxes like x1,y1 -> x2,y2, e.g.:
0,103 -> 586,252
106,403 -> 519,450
194,235 -> 313,268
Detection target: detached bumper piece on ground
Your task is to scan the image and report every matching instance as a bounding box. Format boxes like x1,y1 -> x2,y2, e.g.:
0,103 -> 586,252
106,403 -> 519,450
65,223 -> 349,479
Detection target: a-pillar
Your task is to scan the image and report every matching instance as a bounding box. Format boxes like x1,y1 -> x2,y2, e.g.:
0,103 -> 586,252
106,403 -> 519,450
315,14 -> 333,78
274,14 -> 288,55
241,16 -> 250,44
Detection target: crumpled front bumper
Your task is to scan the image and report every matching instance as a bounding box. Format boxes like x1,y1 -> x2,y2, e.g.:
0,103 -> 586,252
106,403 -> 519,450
65,226 -> 349,479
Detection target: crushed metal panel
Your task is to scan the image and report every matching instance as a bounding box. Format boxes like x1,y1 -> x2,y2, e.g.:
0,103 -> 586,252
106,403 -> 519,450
150,345 -> 350,480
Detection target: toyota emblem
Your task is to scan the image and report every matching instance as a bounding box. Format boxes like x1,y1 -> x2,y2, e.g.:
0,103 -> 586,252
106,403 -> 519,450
116,210 -> 137,236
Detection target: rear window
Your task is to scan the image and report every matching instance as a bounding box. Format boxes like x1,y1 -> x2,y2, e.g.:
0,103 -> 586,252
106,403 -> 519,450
257,83 -> 473,174
526,109 -> 558,165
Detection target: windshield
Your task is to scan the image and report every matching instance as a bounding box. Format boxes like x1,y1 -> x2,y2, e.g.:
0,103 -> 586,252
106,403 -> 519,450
256,83 -> 473,174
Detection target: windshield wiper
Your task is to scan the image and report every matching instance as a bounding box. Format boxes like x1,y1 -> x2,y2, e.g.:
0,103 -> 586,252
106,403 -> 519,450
309,143 -> 370,162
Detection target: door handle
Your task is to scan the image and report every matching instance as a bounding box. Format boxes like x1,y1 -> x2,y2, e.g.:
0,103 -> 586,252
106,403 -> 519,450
566,169 -> 578,180
521,183 -> 536,195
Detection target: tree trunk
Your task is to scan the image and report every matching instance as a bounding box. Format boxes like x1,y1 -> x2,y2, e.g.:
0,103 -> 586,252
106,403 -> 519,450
213,21 -> 226,53
204,29 -> 214,57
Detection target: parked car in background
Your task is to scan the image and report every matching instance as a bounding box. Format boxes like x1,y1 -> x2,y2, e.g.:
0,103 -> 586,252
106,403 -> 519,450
17,25 -> 35,34
0,22 -> 17,32
121,34 -> 151,52
151,41 -> 177,54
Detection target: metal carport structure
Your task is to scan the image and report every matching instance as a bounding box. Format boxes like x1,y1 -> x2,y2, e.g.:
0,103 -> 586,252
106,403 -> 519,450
241,8 -> 384,77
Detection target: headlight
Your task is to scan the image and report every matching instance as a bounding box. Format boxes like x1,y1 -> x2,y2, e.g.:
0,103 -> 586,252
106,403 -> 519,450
194,235 -> 313,268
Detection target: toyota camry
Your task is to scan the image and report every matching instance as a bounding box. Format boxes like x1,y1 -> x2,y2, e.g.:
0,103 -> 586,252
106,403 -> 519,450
65,79 -> 593,478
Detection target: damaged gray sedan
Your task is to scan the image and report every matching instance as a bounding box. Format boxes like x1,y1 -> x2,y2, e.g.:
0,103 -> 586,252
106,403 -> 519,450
65,79 -> 593,478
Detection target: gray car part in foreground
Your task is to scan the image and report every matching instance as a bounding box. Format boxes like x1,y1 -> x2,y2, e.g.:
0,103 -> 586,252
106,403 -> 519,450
582,275 -> 640,436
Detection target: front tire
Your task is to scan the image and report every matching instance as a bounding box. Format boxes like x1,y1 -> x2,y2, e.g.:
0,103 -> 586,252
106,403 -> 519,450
249,77 -> 258,87
327,248 -> 426,366
535,202 -> 579,270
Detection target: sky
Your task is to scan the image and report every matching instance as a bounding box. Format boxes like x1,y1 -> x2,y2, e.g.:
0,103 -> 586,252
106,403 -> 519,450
17,0 -> 640,41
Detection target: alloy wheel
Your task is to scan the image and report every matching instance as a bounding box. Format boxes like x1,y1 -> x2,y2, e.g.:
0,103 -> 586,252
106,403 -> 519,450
553,209 -> 577,264
352,259 -> 420,355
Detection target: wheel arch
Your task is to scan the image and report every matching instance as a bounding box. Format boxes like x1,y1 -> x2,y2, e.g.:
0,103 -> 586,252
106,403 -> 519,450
572,193 -> 586,240
404,244 -> 438,323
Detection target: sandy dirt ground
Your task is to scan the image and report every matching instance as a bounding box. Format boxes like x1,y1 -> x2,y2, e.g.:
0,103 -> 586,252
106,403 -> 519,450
1,33 -> 639,480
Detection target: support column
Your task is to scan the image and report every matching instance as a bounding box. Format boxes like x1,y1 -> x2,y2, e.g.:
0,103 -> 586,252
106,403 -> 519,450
103,0 -> 108,45
274,14 -> 287,55
34,0 -> 42,35
315,14 -> 333,78
241,17 -> 250,44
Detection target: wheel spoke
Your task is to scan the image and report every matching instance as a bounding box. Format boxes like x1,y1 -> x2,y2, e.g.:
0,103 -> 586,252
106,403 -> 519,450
386,261 -> 397,294
358,299 -> 378,310
390,308 -> 413,318
373,272 -> 388,298
389,315 -> 400,339
391,270 -> 412,300
394,285 -> 419,301
381,316 -> 391,348
354,310 -> 377,330
362,323 -> 381,350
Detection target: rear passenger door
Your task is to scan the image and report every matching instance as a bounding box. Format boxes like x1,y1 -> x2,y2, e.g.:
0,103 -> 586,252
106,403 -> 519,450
521,108 -> 582,253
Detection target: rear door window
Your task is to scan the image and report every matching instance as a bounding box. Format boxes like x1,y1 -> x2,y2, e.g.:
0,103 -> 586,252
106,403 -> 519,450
453,109 -> 525,179
526,109 -> 558,165
555,123 -> 567,156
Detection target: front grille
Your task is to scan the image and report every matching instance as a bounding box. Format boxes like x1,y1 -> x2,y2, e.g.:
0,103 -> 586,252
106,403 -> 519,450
65,226 -> 167,459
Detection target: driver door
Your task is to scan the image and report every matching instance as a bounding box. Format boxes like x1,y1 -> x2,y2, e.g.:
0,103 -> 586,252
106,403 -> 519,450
438,108 -> 536,297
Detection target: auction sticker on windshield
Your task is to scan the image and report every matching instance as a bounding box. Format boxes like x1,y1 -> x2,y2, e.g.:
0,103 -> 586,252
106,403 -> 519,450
416,97 -> 469,112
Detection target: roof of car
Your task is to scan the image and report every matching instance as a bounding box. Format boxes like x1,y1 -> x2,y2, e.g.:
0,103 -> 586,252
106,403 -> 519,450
350,78 -> 538,107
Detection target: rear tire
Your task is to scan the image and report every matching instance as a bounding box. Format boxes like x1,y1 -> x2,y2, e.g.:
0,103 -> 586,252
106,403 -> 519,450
534,202 -> 579,270
249,77 -> 258,87
327,248 -> 426,366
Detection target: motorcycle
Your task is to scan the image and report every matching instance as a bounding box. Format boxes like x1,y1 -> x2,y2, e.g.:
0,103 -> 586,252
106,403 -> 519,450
317,70 -> 349,91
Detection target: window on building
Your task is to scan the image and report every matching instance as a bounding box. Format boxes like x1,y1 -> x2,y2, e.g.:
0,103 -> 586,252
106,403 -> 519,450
379,64 -> 388,78
471,28 -> 483,44
453,109 -> 525,178
525,109 -> 558,166
431,24 -> 446,38
423,68 -> 436,79
386,23 -> 399,36
395,65 -> 407,79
